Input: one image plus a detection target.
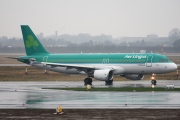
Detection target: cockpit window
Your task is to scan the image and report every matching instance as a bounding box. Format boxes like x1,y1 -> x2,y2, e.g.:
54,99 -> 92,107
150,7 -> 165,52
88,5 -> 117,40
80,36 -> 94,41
159,58 -> 170,62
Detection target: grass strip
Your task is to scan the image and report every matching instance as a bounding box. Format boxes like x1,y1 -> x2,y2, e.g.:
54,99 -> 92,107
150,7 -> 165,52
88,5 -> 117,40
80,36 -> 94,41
42,87 -> 180,92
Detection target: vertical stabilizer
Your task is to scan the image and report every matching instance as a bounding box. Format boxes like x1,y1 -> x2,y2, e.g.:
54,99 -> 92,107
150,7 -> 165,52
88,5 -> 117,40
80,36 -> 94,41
21,25 -> 49,55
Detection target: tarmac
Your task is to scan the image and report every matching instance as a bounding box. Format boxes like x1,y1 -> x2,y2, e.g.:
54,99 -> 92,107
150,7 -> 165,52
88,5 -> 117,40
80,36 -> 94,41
1,109 -> 180,120
0,81 -> 180,109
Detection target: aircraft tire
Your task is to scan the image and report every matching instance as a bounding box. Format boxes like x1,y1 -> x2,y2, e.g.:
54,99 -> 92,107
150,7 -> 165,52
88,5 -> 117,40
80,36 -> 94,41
84,78 -> 88,85
151,80 -> 157,85
84,78 -> 92,85
154,80 -> 157,85
105,79 -> 113,86
88,78 -> 92,85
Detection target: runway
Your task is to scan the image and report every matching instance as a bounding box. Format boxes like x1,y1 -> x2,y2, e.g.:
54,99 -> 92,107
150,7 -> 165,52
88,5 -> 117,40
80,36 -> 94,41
0,64 -> 29,66
0,81 -> 180,109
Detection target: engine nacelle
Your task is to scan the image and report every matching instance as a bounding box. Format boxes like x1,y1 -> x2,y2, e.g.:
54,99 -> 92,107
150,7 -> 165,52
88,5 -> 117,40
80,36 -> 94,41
94,69 -> 113,81
125,74 -> 144,80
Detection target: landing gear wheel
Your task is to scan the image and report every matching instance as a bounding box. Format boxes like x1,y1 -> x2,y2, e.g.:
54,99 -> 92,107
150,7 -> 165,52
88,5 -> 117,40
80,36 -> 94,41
84,78 -> 92,85
105,79 -> 113,86
151,80 -> 157,85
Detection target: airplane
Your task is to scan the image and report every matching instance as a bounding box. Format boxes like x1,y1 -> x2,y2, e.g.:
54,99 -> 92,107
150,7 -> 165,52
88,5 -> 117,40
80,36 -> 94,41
17,25 -> 177,85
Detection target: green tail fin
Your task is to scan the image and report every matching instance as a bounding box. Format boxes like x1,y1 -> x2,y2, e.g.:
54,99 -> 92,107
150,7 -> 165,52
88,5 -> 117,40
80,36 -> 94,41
21,25 -> 49,55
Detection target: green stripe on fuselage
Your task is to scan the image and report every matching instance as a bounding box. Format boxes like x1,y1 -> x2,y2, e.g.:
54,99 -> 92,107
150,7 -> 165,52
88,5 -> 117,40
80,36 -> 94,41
19,53 -> 172,64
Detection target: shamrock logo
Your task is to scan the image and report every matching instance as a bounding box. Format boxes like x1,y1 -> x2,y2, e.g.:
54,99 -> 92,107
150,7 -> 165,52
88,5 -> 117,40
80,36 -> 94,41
25,35 -> 39,49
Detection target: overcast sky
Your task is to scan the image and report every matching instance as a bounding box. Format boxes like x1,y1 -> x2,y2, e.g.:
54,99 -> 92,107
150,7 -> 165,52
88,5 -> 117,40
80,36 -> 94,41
0,0 -> 180,38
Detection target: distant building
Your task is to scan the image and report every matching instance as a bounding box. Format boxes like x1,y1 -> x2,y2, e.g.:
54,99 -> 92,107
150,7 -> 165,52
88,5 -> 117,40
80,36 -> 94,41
140,50 -> 146,53
55,31 -> 58,37
37,33 -> 43,39
147,34 -> 158,39
0,36 -> 8,40
119,34 -> 170,46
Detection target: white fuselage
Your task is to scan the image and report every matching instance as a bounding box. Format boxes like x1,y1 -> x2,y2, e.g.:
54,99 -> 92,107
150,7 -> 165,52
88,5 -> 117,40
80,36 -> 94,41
33,62 -> 177,75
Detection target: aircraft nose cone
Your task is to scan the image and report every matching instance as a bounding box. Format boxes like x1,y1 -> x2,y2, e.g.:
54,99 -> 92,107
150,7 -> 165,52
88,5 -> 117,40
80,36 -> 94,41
171,63 -> 177,71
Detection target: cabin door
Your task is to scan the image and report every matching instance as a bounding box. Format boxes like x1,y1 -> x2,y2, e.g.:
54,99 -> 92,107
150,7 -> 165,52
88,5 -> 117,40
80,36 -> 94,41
43,56 -> 48,62
146,55 -> 153,67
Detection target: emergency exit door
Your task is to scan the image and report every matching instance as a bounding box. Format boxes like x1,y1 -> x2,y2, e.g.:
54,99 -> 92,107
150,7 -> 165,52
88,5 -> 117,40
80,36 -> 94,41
146,56 -> 153,67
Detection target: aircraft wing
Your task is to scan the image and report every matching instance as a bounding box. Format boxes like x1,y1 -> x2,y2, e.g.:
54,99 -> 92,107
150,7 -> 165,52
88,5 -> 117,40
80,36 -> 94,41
41,62 -> 96,69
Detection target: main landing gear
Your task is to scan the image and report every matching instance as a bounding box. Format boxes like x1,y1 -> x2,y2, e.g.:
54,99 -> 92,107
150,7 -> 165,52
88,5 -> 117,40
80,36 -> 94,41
84,78 -> 92,85
84,78 -> 113,86
105,79 -> 113,86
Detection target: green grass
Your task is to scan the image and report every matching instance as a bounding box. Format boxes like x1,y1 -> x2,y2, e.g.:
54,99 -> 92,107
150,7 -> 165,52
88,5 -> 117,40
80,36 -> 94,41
42,87 -> 180,92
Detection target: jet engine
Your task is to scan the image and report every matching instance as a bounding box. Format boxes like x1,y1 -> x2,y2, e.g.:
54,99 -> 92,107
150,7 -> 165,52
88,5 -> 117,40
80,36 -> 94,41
124,74 -> 144,80
94,69 -> 113,81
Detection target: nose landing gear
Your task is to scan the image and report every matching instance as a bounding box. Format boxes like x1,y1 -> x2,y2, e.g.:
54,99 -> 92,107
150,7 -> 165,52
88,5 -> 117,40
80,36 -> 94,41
177,70 -> 179,79
151,80 -> 157,85
151,74 -> 157,86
